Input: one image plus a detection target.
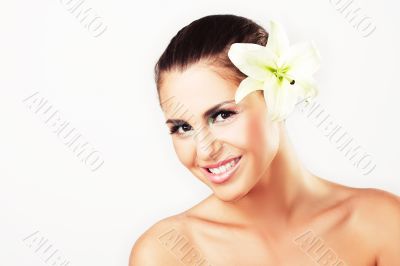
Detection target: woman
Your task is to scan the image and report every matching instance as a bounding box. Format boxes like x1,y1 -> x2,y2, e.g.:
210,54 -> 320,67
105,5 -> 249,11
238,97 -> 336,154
130,14 -> 400,265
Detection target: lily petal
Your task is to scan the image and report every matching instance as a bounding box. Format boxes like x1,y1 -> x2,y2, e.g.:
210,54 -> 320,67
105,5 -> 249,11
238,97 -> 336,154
263,78 -> 301,121
234,77 -> 265,104
295,77 -> 319,100
262,76 -> 281,120
267,20 -> 290,58
284,41 -> 321,78
275,80 -> 301,121
228,43 -> 277,81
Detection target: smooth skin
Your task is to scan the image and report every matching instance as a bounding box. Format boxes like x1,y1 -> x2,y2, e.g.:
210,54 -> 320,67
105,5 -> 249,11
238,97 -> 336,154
130,62 -> 400,266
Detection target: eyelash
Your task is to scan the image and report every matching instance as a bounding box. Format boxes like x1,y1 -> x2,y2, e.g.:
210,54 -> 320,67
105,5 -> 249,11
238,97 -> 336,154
169,109 -> 238,135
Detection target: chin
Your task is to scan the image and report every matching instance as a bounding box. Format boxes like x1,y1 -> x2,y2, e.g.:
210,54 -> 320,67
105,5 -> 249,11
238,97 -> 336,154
217,194 -> 244,203
212,186 -> 249,202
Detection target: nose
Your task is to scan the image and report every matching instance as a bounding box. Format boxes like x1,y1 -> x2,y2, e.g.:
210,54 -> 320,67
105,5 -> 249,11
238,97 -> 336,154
193,124 -> 224,163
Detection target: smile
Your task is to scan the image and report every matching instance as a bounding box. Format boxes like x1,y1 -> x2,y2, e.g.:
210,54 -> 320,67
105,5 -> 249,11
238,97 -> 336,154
201,155 -> 242,184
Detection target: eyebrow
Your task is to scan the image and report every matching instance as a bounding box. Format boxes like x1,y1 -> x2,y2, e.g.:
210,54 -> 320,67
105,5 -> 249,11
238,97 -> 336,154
165,99 -> 236,125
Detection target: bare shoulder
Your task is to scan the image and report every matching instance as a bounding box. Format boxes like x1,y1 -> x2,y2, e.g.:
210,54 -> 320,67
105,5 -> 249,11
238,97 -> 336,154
321,180 -> 400,232
344,188 -> 400,242
348,187 -> 400,217
321,178 -> 400,218
346,188 -> 400,264
129,214 -> 187,266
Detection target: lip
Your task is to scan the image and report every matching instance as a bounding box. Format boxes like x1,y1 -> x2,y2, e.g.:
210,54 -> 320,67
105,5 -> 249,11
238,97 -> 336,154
200,155 -> 242,184
202,156 -> 241,169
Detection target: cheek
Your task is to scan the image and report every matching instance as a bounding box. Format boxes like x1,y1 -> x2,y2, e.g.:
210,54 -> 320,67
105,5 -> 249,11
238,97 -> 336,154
172,139 -> 194,167
247,116 -> 268,155
213,113 -> 270,153
241,112 -> 279,164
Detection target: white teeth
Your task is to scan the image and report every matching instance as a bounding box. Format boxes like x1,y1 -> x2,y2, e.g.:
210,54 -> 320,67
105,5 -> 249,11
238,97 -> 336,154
207,159 -> 238,174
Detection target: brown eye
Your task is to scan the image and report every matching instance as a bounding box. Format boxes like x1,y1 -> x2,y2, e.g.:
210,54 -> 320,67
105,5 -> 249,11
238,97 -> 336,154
180,124 -> 192,133
169,123 -> 192,135
209,110 -> 238,124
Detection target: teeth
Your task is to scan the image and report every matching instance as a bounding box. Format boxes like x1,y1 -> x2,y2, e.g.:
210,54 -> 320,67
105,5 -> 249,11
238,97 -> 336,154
207,158 -> 238,174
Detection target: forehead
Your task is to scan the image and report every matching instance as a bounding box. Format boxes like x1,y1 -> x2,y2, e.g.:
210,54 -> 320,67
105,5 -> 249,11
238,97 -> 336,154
160,64 -> 237,117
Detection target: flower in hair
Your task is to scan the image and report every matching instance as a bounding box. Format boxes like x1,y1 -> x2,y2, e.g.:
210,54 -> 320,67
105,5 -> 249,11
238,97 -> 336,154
227,20 -> 321,122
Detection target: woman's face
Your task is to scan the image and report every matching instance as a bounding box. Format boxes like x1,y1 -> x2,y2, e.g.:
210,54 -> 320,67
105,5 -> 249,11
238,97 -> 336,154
159,62 -> 280,202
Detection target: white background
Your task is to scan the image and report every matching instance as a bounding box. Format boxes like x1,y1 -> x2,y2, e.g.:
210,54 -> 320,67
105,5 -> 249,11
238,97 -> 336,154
0,0 -> 399,265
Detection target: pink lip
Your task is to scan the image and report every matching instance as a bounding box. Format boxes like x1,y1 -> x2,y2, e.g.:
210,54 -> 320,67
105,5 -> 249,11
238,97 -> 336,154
202,156 -> 241,169
200,156 -> 242,184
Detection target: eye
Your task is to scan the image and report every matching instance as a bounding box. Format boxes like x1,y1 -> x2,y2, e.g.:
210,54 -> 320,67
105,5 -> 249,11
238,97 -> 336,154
168,109 -> 238,136
209,110 -> 238,124
169,123 -> 193,136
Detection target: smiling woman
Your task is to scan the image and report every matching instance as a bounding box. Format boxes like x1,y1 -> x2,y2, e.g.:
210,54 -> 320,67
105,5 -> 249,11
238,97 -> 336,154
129,14 -> 400,266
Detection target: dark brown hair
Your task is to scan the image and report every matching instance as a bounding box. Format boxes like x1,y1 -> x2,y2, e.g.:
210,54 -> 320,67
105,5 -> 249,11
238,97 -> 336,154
154,14 -> 269,102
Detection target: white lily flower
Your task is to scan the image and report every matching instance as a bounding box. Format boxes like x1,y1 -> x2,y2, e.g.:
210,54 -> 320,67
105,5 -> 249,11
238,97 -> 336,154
227,20 -> 321,122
